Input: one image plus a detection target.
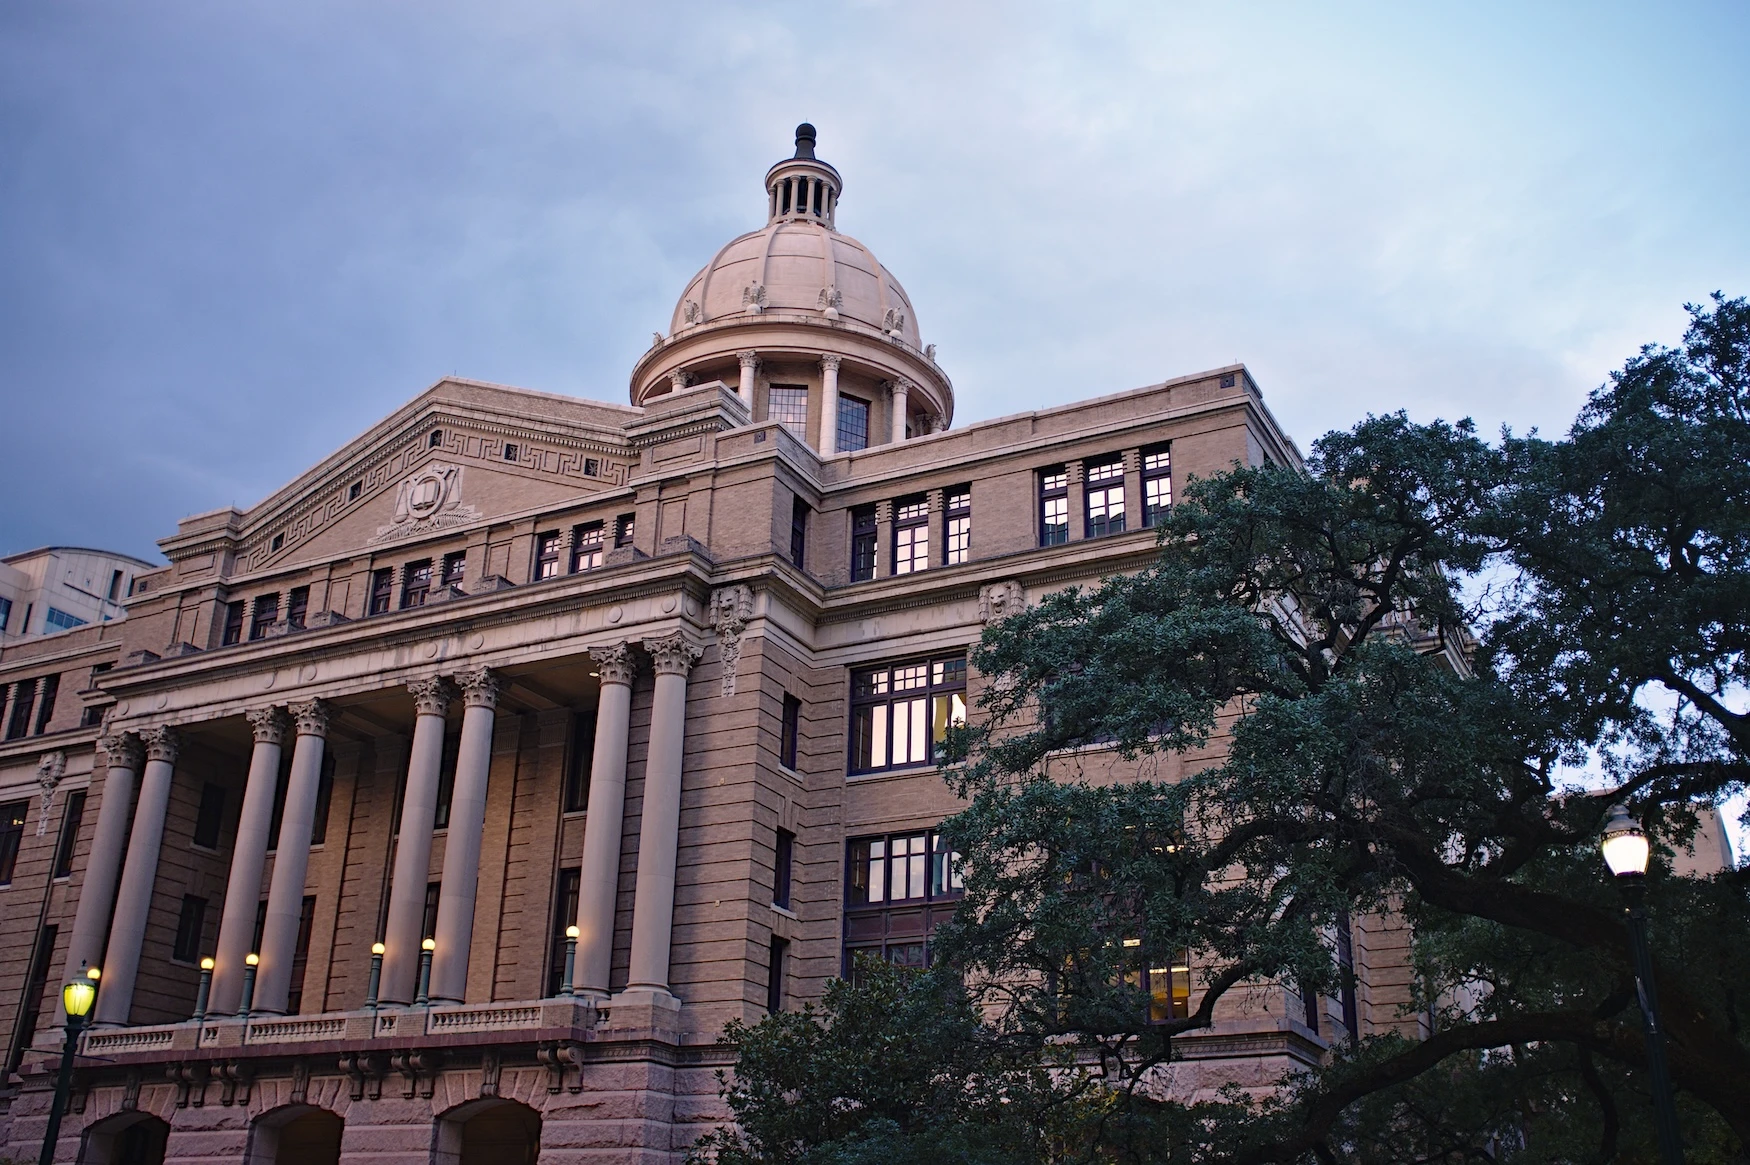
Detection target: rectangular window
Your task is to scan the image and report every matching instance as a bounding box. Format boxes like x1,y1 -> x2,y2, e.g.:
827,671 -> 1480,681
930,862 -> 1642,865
222,600 -> 245,645
565,712 -> 596,813
944,486 -> 971,565
11,924 -> 57,1071
32,674 -> 58,734
837,396 -> 870,453
5,682 -> 35,740
286,895 -> 317,1014
768,385 -> 809,438
108,570 -> 124,602
1127,946 -> 1192,1023
790,497 -> 809,569
249,593 -> 280,640
44,607 -> 86,633
52,789 -> 85,879
1039,466 -> 1069,546
849,655 -> 967,775
780,694 -> 801,770
546,868 -> 582,997
850,505 -> 878,582
434,726 -> 459,829
767,936 -> 789,1013
310,753 -> 335,846
1142,444 -> 1172,527
422,882 -> 442,941
1084,455 -> 1126,537
534,532 -> 562,580
892,495 -> 929,575
570,523 -> 605,574
774,828 -> 795,909
843,829 -> 963,975
285,586 -> 309,630
401,559 -> 433,608
368,568 -> 394,616
268,750 -> 292,851
252,899 -> 268,956
441,551 -> 467,589
193,783 -> 226,849
614,513 -> 636,549
172,894 -> 208,963
503,442 -> 519,461
0,596 -> 11,632
0,801 -> 26,883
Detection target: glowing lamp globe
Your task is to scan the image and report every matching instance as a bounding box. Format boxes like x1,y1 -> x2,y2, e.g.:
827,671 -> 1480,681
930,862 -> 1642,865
371,942 -> 386,956
421,938 -> 436,952
1600,804 -> 1650,878
566,925 -> 580,940
61,975 -> 96,1020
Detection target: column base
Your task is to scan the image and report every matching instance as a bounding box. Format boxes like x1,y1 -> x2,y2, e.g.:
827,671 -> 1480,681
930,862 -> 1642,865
605,986 -> 681,1039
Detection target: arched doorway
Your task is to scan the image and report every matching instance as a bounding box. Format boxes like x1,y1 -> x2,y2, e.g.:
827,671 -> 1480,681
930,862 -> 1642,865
245,1104 -> 343,1165
434,1098 -> 542,1165
78,1112 -> 169,1165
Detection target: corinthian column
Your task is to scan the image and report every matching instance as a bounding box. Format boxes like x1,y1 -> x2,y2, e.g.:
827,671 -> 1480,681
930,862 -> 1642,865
574,644 -> 638,998
94,725 -> 179,1026
621,635 -> 702,1001
428,667 -> 500,1004
210,707 -> 289,1015
819,354 -> 842,455
737,350 -> 759,407
60,731 -> 142,1022
254,699 -> 331,1014
380,676 -> 453,1004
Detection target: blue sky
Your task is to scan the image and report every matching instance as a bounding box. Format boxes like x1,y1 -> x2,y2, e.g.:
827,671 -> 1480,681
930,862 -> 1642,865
2,1 -> 1747,559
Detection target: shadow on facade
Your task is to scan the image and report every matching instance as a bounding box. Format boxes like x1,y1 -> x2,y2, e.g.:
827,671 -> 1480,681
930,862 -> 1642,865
244,1103 -> 343,1165
78,1112 -> 169,1165
434,1097 -> 542,1165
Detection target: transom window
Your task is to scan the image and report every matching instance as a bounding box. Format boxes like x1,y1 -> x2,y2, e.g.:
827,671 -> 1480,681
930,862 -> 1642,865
893,495 -> 929,575
1039,466 -> 1069,546
850,655 -> 967,775
844,829 -> 964,975
1143,444 -> 1172,527
838,396 -> 870,453
1085,455 -> 1126,537
571,523 -> 605,573
535,532 -> 562,579
944,486 -> 970,565
768,385 -> 809,438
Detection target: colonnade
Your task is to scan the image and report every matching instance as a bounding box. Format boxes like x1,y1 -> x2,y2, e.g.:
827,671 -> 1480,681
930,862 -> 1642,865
725,349 -> 928,455
67,634 -> 701,1025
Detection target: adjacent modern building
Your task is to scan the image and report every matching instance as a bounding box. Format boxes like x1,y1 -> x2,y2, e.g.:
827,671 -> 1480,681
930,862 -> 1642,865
0,548 -> 156,648
1,126 -> 1434,1164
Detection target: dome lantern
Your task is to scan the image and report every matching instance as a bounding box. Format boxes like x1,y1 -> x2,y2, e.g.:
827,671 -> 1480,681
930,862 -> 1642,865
765,123 -> 842,228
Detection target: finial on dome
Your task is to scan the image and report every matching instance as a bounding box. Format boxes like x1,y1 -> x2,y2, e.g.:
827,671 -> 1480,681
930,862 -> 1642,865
794,123 -> 817,159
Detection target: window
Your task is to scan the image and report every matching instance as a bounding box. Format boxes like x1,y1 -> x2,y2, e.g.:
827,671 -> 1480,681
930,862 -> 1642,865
0,802 -> 26,883
32,674 -> 58,734
5,682 -> 36,740
222,600 -> 245,645
250,593 -> 280,640
790,497 -> 809,569
570,523 -> 604,574
837,396 -> 870,453
310,753 -> 335,846
44,607 -> 86,633
944,486 -> 971,565
565,712 -> 596,813
270,532 -> 285,553
348,480 -> 363,501
1336,911 -> 1360,1042
893,495 -> 929,575
268,751 -> 292,851
1085,455 -> 1126,537
546,868 -> 581,997
1039,466 -> 1069,546
583,457 -> 599,476
193,783 -> 226,849
108,570 -> 124,602
843,829 -> 963,974
1125,945 -> 1192,1022
172,895 -> 208,963
614,513 -> 636,549
368,568 -> 394,616
82,664 -> 112,728
286,586 -> 309,630
428,430 -> 443,449
11,925 -> 56,1071
774,828 -> 795,909
401,559 -> 433,608
52,789 -> 85,879
441,551 -> 467,589
767,936 -> 789,1013
422,883 -> 442,941
780,694 -> 801,770
849,656 -> 967,775
286,896 -> 317,1014
1142,444 -> 1172,527
503,443 -> 520,461
433,725 -> 460,830
0,596 -> 11,632
252,899 -> 268,956
850,505 -> 878,582
768,385 -> 809,438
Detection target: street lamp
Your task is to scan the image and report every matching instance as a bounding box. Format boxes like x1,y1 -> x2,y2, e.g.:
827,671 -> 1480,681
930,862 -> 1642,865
40,967 -> 98,1165
192,957 -> 214,1023
559,925 -> 579,997
239,953 -> 259,1021
365,942 -> 386,1014
415,938 -> 435,1007
1600,804 -> 1684,1165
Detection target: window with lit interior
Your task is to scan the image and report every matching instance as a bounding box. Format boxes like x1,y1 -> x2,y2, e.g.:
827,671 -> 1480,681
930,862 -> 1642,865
849,655 -> 966,775
843,829 -> 963,975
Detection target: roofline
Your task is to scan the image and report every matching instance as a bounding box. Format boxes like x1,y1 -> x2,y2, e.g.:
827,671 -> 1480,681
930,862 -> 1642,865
1,546 -> 162,569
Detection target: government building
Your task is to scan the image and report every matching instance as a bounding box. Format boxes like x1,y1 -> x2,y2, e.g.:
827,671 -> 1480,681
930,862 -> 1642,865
0,126 -> 1411,1163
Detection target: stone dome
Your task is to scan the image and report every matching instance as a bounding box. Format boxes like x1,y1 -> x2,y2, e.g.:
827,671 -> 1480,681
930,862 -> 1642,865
669,220 -> 923,350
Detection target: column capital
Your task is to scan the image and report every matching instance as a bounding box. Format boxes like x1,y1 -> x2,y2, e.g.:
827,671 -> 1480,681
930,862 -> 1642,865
643,635 -> 703,678
100,731 -> 144,772
669,369 -> 694,392
457,666 -> 502,710
590,643 -> 638,688
246,706 -> 291,746
891,375 -> 916,394
143,725 -> 180,765
818,353 -> 842,373
290,698 -> 333,738
737,350 -> 761,370
409,676 -> 456,718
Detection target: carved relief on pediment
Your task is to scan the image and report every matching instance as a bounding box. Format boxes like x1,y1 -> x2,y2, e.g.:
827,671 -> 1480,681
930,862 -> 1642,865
371,462 -> 482,545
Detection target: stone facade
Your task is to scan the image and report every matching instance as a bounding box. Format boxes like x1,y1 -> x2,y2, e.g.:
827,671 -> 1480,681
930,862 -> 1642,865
0,126 -> 1394,1164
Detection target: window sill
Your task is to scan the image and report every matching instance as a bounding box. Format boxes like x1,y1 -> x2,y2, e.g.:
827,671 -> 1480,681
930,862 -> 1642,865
848,763 -> 943,784
771,904 -> 799,921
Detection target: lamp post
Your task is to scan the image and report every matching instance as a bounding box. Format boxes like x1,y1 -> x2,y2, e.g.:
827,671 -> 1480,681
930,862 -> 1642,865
1600,804 -> 1685,1165
559,925 -> 579,997
40,967 -> 97,1165
365,942 -> 385,1014
414,938 -> 435,1007
239,953 -> 259,1022
191,957 -> 214,1023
